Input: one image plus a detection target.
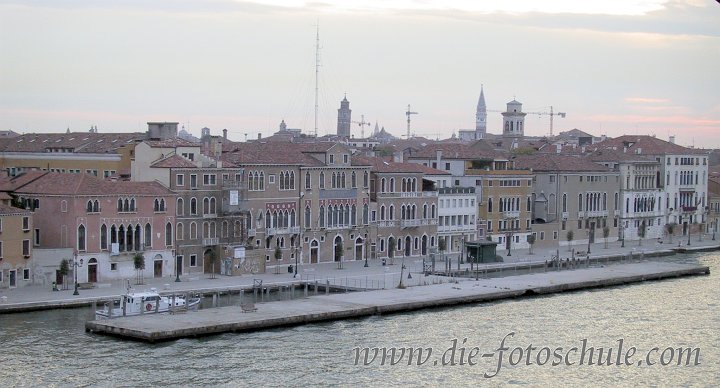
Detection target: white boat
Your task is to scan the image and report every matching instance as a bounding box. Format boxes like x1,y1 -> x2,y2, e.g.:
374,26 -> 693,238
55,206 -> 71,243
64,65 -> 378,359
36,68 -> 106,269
95,287 -> 200,319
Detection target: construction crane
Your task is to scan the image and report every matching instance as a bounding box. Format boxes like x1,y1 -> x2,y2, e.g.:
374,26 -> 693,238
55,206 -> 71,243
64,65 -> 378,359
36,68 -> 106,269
405,104 -> 418,138
525,106 -> 566,137
352,114 -> 371,139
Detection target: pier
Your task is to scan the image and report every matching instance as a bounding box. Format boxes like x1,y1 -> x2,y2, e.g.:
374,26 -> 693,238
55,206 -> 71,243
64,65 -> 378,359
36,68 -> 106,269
85,261 -> 709,342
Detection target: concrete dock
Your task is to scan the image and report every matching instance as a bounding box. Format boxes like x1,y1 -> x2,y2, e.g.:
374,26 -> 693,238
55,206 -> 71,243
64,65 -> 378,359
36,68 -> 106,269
85,261 -> 709,342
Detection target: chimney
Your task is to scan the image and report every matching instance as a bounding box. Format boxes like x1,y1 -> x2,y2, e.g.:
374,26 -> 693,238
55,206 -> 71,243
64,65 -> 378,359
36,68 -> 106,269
393,151 -> 403,163
436,150 -> 442,161
223,128 -> 227,140
258,133 -> 262,140
669,135 -> 676,144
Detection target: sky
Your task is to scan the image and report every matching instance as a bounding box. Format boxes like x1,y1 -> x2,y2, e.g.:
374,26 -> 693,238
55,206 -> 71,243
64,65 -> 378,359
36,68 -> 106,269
1,0 -> 719,147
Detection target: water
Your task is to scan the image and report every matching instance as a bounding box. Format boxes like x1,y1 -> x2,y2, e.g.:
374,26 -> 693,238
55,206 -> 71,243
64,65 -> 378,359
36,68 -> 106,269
1,253 -> 718,387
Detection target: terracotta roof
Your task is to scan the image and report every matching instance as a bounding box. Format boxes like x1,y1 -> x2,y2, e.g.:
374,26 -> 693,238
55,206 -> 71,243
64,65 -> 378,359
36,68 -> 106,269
513,154 -> 611,172
12,172 -> 174,196
151,154 -> 197,168
221,142 -> 324,166
0,202 -> 30,216
0,171 -> 48,192
596,135 -> 707,155
407,140 -> 506,160
0,132 -> 144,153
144,138 -> 200,148
352,155 -> 450,175
586,148 -> 658,163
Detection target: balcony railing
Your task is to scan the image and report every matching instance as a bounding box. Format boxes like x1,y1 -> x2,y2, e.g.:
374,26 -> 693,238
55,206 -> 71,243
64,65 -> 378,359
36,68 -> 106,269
586,210 -> 609,217
202,237 -> 219,246
682,206 -> 697,212
377,220 -> 399,228
503,211 -> 520,219
266,226 -> 300,235
438,224 -> 476,232
247,229 -> 256,237
561,212 -> 569,220
400,219 -> 439,228
422,191 -> 439,197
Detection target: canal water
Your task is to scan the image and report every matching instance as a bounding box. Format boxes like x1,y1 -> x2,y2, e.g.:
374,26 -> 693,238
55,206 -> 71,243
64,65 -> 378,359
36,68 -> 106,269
0,253 -> 717,387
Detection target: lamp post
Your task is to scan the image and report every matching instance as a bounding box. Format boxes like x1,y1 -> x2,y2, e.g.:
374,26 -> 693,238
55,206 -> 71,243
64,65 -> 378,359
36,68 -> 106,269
587,229 -> 591,255
620,223 -> 625,248
72,253 -> 84,296
294,192 -> 304,278
175,252 -> 181,282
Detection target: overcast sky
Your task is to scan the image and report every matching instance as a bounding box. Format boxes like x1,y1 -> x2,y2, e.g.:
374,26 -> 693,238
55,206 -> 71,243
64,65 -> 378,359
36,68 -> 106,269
1,0 -> 718,147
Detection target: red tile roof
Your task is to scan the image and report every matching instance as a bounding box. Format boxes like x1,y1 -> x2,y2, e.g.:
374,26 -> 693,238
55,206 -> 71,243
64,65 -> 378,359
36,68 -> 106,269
221,142 -> 328,167
151,154 -> 197,168
407,140 -> 506,160
352,155 -> 450,175
0,202 -> 31,216
595,135 -> 707,155
513,154 -> 611,172
145,138 -> 200,148
0,132 -> 144,153
12,172 -> 174,196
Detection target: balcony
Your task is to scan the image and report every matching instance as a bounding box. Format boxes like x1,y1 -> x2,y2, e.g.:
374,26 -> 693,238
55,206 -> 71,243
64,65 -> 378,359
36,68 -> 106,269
203,213 -> 217,219
422,191 -> 439,197
682,206 -> 697,212
586,210 -> 608,217
266,226 -> 300,235
377,220 -> 399,228
561,212 -> 569,220
400,192 -> 420,198
202,237 -> 219,246
503,211 -> 520,219
438,224 -> 476,233
247,229 -> 256,237
401,219 -> 439,228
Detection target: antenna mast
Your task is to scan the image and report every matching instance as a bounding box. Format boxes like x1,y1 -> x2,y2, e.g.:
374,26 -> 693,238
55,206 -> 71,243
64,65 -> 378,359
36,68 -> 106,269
314,22 -> 321,137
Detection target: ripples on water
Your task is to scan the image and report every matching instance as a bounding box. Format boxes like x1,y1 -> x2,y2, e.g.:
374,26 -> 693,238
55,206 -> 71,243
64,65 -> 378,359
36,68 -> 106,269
0,254 -> 718,387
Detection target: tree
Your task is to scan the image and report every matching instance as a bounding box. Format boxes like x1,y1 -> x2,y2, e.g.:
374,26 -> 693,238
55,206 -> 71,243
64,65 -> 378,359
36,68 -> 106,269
637,222 -> 646,246
527,234 -> 536,255
666,223 -> 676,243
274,246 -> 283,274
602,226 -> 610,249
59,258 -> 70,290
566,230 -> 574,252
133,253 -> 145,285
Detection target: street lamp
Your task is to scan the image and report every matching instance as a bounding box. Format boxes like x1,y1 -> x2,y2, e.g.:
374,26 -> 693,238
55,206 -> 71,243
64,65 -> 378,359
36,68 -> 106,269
294,192 -> 305,278
72,254 -> 84,296
175,253 -> 181,282
587,230 -> 591,255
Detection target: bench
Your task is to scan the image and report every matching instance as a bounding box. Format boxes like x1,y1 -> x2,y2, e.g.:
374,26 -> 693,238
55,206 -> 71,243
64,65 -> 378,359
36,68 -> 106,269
240,300 -> 257,313
78,282 -> 95,290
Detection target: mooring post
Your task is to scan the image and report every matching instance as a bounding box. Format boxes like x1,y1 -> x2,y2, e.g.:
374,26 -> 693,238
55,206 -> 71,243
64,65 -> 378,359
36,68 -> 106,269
213,293 -> 218,308
304,282 -> 308,297
314,280 -> 319,295
326,279 -> 330,294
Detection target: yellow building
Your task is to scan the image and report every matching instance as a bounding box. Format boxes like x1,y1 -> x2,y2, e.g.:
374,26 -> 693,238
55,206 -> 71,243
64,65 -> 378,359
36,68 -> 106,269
0,203 -> 33,288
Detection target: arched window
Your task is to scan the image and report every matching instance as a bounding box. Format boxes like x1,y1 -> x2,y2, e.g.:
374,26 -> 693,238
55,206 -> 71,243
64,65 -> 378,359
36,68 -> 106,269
319,206 -> 325,228
341,172 -> 346,188
210,197 -> 216,214
562,194 -> 567,212
380,205 -> 386,220
363,171 -> 369,188
190,198 -> 197,215
305,171 -> 311,189
305,206 -> 311,228
154,198 -> 160,212
222,221 -> 229,237
177,198 -> 184,216
165,222 -> 172,246
389,205 -> 395,220
203,197 -> 210,214
117,199 -> 123,212
431,204 -> 436,219
319,172 -> 325,189
93,200 -> 99,212
389,178 -> 395,192
176,222 -> 184,240
86,201 -> 93,213
78,224 -> 86,251
100,224 -> 108,250
258,172 -> 264,190
363,203 -> 369,224
488,198 -> 493,213
265,210 -> 271,229
190,222 -> 197,239
578,194 -> 583,211
331,172 -> 337,188
381,178 -> 386,193
289,171 -> 295,189
144,223 -> 151,249
351,171 -> 357,188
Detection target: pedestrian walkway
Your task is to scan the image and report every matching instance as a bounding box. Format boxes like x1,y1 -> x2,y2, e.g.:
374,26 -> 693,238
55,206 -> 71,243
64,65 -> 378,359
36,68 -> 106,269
1,234 -> 718,312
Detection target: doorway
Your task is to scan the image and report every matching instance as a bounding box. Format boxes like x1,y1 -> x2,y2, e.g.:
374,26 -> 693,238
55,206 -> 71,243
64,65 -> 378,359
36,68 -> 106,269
9,270 -> 16,288
310,240 -> 319,263
154,260 -> 163,278
87,258 -> 98,283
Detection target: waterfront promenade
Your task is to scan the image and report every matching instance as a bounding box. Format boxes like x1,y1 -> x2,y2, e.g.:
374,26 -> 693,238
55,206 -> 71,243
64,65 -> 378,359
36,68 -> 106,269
1,236 -> 718,313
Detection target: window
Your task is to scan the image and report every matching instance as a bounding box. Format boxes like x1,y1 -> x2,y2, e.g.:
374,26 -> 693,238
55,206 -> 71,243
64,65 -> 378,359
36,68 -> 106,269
23,239 -> 30,256
165,222 -> 173,247
0,241 -> 3,258
305,172 -> 311,189
329,154 -> 335,164
190,254 -> 197,267
111,263 -> 117,271
445,163 -> 450,171
319,172 -> 325,189
23,268 -> 30,280
34,229 -> 40,246
343,154 -> 349,164
22,216 -> 29,231
176,174 -> 184,186
190,174 -> 198,188
77,225 -> 86,251
203,174 -> 217,186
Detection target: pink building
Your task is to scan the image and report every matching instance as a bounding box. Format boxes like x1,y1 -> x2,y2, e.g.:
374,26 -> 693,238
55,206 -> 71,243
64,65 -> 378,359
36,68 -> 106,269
10,172 -> 176,283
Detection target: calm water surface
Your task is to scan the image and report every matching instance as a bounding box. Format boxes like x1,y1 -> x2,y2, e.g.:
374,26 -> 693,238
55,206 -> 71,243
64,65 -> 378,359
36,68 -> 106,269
0,253 -> 718,387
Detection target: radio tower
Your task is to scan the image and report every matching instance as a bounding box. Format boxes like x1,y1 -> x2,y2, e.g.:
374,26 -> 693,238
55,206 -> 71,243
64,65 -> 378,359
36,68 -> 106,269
314,22 -> 321,137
